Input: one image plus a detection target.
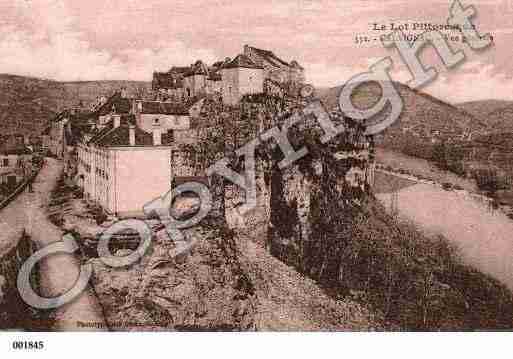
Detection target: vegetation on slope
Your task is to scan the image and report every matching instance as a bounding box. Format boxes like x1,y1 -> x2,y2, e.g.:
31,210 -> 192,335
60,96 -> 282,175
307,193 -> 513,330
0,74 -> 150,135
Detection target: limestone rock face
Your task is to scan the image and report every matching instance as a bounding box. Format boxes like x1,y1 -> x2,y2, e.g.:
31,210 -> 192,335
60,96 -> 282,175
267,113 -> 374,287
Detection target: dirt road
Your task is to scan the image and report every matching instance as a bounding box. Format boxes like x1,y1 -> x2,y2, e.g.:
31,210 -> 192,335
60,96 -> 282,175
0,158 -> 106,331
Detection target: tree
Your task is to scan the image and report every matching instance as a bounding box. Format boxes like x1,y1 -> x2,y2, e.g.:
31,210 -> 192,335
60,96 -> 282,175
431,141 -> 448,170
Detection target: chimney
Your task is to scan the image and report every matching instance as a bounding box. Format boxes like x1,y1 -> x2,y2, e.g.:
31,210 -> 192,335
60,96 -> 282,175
152,124 -> 162,146
129,125 -> 136,146
113,114 -> 121,128
243,44 -> 250,55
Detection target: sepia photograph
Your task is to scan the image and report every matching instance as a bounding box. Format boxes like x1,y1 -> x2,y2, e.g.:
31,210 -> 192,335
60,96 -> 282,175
0,0 -> 512,356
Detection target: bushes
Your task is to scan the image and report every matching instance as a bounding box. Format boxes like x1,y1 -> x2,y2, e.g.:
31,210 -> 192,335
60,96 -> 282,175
442,182 -> 453,191
472,168 -> 505,195
431,141 -> 449,171
431,141 -> 467,176
317,199 -> 513,330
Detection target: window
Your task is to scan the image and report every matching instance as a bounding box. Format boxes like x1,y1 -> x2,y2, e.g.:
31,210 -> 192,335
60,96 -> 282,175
2,158 -> 8,167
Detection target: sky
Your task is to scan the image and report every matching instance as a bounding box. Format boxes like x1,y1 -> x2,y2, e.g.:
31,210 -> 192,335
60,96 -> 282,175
0,0 -> 511,103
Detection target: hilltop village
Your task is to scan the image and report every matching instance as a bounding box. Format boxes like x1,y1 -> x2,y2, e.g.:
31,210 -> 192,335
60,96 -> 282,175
152,44 -> 305,104
40,44 -> 373,217
4,43 -> 513,333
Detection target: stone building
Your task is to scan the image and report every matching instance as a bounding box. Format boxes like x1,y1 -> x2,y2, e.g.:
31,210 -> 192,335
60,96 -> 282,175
152,45 -> 304,105
0,141 -> 33,189
46,111 -> 68,159
243,45 -> 305,85
133,100 -> 191,133
220,54 -> 264,105
77,114 -> 176,217
95,91 -> 132,128
183,60 -> 209,98
76,94 -> 205,216
152,66 -> 188,99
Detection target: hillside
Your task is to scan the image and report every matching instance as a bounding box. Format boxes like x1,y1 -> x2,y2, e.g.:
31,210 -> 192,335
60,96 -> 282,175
482,105 -> 513,133
0,74 -> 151,135
458,99 -> 513,119
458,100 -> 513,133
469,131 -> 513,182
318,82 -> 484,158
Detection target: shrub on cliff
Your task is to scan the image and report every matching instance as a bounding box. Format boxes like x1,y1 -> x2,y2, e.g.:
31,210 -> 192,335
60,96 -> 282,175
336,199 -> 513,330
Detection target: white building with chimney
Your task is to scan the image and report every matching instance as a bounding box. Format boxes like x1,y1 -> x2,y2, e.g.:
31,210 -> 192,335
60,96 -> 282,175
77,113 -> 178,217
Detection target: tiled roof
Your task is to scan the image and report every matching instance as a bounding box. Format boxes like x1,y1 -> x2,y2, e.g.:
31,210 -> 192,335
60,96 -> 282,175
223,54 -> 263,70
184,60 -> 209,77
247,46 -> 290,68
153,72 -> 182,89
96,92 -> 132,116
87,122 -> 115,145
95,125 -> 152,147
65,112 -> 96,146
88,115 -> 173,147
169,66 -> 190,74
97,126 -> 174,147
140,101 -> 189,115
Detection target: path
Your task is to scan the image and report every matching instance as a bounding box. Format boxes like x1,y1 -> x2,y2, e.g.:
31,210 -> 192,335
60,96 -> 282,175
0,158 -> 106,331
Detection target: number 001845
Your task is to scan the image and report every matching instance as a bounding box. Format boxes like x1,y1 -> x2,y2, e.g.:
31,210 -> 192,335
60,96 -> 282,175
12,341 -> 44,350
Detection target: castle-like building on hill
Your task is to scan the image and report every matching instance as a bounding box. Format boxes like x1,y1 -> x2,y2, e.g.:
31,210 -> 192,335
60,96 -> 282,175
152,45 -> 305,105
45,45 -> 307,216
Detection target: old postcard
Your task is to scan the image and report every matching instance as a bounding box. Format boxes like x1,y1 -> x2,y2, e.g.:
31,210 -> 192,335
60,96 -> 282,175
1,0 -> 512,356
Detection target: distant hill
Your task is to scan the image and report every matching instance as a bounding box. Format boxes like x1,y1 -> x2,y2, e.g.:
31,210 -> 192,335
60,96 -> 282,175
469,131 -> 513,175
458,100 -> 513,119
479,104 -> 513,133
0,74 -> 151,135
458,100 -> 513,133
317,82 -> 485,158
